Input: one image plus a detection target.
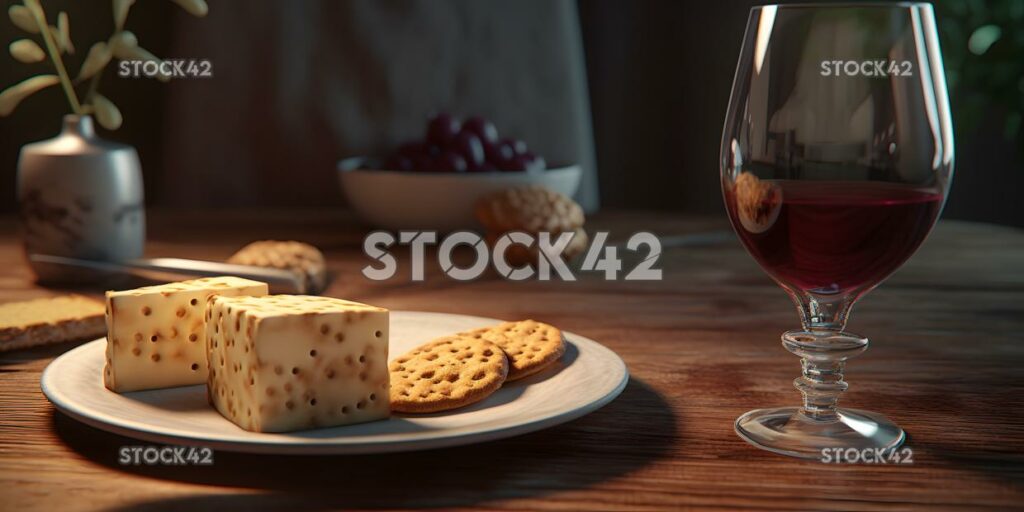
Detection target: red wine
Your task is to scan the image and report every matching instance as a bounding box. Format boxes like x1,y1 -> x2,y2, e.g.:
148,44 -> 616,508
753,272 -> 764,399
725,177 -> 943,295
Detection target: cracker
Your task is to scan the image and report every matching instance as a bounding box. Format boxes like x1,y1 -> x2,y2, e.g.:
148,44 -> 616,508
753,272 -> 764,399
474,185 -> 584,234
0,295 -> 105,352
734,172 -> 781,234
465,320 -> 565,381
389,335 -> 509,413
227,240 -> 327,294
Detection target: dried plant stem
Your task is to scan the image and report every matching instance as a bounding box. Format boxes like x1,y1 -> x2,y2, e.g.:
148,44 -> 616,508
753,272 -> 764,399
85,5 -> 132,106
85,69 -> 102,105
76,6 -> 137,109
24,0 -> 82,115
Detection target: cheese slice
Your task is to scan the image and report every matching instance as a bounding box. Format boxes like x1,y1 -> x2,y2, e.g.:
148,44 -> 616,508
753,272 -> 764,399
206,295 -> 390,432
103,277 -> 268,392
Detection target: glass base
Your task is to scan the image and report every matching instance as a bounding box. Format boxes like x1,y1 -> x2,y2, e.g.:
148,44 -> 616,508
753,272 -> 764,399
735,407 -> 905,460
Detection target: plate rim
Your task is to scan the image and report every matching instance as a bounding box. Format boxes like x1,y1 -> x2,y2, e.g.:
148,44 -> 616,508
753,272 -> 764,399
41,311 -> 629,454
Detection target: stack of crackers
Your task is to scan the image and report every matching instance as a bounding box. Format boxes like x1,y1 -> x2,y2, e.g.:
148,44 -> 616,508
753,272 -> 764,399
389,320 -> 566,413
227,240 -> 327,294
475,185 -> 588,266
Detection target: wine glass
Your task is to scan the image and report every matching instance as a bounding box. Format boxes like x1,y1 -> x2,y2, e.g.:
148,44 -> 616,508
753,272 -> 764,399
721,3 -> 953,458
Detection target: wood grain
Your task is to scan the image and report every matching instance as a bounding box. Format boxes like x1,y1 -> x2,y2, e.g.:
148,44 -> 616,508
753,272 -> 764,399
0,211 -> 1022,511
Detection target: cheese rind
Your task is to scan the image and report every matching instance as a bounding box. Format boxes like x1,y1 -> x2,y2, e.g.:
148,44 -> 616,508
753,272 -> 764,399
206,295 -> 390,432
103,277 -> 269,392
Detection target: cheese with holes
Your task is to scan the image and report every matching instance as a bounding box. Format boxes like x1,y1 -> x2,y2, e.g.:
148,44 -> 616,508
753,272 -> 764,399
103,277 -> 268,392
206,295 -> 390,432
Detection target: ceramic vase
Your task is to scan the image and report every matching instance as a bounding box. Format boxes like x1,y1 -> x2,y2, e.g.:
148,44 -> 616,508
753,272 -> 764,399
17,115 -> 145,282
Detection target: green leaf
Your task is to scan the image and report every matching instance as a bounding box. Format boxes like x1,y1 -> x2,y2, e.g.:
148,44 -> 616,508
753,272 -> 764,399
9,39 -> 45,63
110,33 -> 170,82
92,93 -> 122,130
77,42 -> 112,81
968,24 -> 1001,55
109,30 -> 139,58
113,0 -> 135,31
0,75 -> 60,116
47,25 -> 64,54
126,44 -> 172,82
8,5 -> 38,33
170,0 -> 208,17
57,12 -> 73,54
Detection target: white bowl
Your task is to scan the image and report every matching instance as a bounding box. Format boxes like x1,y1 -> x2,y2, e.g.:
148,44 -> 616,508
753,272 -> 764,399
337,157 -> 582,231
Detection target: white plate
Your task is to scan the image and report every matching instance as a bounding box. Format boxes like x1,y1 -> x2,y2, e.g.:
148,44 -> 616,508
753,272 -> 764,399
41,311 -> 628,454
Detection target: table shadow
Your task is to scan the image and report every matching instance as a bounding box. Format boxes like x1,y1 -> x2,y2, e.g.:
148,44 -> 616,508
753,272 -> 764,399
911,440 -> 1024,492
0,334 -> 94,367
52,378 -> 678,510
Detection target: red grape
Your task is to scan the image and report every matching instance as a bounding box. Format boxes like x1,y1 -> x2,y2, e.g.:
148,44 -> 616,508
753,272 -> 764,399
501,153 -> 546,172
454,131 -> 485,167
481,140 -> 498,162
427,113 -> 460,147
436,151 -> 468,172
486,140 -> 515,165
499,155 -> 526,172
380,114 -> 547,174
502,138 -> 528,155
462,116 -> 499,144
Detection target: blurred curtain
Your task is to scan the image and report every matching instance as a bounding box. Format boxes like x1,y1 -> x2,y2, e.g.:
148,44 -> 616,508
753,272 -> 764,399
159,0 -> 599,212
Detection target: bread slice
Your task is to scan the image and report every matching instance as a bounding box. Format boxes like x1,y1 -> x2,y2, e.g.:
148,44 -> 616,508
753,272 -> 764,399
0,295 -> 106,351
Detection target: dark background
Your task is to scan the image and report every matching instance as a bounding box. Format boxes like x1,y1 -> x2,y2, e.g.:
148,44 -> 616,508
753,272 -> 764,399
1,0 -> 1022,225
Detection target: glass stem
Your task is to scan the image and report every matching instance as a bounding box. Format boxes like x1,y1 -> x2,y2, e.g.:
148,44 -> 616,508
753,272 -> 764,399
783,292 -> 868,422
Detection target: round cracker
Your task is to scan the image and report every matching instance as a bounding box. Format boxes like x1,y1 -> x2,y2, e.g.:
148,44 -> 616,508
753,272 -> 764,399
474,185 -> 585,234
467,320 -> 566,381
389,336 -> 509,413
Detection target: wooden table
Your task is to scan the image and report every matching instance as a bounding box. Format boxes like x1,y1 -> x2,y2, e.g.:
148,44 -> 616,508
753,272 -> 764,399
1,211 -> 1022,511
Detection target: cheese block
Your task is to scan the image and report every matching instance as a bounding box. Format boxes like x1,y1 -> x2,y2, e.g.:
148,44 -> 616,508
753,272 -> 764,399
103,277 -> 269,392
206,295 -> 390,432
